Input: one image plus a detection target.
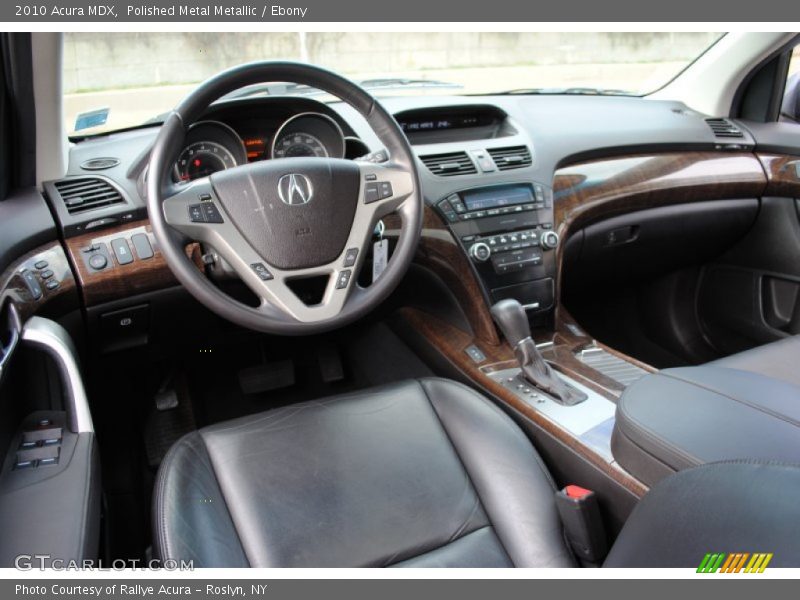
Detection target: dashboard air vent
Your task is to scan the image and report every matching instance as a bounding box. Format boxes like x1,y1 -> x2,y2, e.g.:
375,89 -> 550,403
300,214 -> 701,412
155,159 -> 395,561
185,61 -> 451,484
54,177 -> 125,214
487,145 -> 532,170
705,118 -> 744,139
80,157 -> 120,171
419,151 -> 477,176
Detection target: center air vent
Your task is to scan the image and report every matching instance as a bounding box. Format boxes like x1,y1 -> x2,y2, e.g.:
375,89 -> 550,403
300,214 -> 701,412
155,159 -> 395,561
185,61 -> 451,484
487,145 -> 532,170
419,151 -> 477,176
705,118 -> 744,139
54,177 -> 125,214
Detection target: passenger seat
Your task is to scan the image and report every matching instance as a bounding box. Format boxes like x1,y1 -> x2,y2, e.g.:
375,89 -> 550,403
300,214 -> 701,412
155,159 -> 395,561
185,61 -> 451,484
707,335 -> 800,387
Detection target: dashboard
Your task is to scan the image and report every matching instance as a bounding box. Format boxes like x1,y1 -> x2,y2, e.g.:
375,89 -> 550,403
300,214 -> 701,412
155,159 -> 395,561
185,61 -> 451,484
41,91 -> 761,327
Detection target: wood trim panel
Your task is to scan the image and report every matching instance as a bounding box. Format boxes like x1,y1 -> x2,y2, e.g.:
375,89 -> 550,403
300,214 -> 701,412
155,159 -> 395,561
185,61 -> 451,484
757,153 -> 800,198
384,208 -> 499,345
0,242 -> 78,322
399,306 -> 648,498
64,219 -> 202,306
552,151 -> 767,319
552,152 -> 767,236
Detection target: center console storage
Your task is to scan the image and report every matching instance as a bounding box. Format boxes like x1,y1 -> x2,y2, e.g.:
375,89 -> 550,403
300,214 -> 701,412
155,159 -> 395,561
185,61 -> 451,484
434,182 -> 558,318
612,365 -> 800,486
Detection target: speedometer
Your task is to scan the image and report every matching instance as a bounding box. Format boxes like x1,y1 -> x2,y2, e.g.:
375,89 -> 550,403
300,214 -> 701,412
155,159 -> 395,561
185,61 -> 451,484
272,133 -> 328,159
174,141 -> 237,182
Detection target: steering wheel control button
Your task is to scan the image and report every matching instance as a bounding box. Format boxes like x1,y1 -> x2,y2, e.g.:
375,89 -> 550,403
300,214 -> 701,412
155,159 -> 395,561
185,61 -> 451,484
343,248 -> 359,267
379,182 -> 393,199
188,204 -> 205,222
364,173 -> 377,181
364,182 -> 381,204
131,233 -> 154,260
250,263 -> 273,281
199,193 -> 212,201
88,253 -> 108,271
34,260 -> 49,270
335,270 -> 352,289
39,269 -> 54,280
45,280 -> 60,291
111,238 -> 134,265
201,203 -> 225,223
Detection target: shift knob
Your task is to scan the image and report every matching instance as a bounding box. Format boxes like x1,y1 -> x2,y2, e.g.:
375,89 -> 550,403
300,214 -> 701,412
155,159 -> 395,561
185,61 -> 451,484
490,299 -> 531,348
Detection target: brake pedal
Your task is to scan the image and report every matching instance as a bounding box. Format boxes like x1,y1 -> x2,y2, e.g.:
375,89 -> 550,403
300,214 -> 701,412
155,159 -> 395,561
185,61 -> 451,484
238,360 -> 295,395
317,343 -> 345,383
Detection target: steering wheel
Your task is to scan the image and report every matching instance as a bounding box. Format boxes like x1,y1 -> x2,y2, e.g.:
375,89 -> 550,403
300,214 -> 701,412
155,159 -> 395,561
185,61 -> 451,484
146,62 -> 422,335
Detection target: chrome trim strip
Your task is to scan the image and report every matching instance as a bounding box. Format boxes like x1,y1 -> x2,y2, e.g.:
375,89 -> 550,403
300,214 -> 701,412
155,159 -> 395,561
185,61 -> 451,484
21,316 -> 94,433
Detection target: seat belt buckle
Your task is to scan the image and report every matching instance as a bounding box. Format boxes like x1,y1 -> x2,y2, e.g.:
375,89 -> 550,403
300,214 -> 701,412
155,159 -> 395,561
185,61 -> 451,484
555,485 -> 608,565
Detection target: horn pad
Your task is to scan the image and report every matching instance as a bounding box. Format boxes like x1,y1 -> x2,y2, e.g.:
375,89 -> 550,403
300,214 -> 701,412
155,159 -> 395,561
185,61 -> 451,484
210,158 -> 360,270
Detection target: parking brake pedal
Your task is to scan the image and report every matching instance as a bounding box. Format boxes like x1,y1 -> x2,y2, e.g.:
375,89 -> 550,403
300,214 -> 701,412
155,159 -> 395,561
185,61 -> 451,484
238,360 -> 295,395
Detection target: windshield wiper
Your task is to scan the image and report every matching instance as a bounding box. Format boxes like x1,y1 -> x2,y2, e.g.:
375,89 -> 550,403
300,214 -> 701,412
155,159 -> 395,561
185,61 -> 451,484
496,87 -> 636,96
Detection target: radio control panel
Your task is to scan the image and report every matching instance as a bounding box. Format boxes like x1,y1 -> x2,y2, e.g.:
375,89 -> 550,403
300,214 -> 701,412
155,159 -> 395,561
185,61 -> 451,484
434,182 -> 557,317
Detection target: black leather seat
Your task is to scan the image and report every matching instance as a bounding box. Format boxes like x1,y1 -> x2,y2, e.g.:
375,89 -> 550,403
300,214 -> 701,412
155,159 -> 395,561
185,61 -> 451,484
708,334 -> 800,387
153,378 -> 575,567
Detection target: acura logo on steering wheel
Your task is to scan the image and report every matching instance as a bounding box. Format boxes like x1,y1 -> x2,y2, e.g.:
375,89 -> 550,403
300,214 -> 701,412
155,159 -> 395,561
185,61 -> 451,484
277,173 -> 314,206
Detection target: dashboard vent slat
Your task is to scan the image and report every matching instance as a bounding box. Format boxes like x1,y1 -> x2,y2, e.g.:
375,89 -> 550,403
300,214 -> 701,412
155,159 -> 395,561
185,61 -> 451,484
705,118 -> 745,139
419,151 -> 477,176
487,145 -> 533,170
54,177 -> 125,214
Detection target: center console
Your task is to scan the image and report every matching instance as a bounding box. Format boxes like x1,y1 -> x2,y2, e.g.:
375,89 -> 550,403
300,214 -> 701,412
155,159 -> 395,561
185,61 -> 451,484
434,182 -> 558,318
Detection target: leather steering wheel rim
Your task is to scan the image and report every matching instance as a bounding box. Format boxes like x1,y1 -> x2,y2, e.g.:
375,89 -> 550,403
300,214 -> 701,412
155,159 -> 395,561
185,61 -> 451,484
146,61 -> 422,335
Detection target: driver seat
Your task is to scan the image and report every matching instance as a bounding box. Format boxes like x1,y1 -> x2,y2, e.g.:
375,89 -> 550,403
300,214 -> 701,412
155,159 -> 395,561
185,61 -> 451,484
153,378 -> 574,567
155,377 -> 800,567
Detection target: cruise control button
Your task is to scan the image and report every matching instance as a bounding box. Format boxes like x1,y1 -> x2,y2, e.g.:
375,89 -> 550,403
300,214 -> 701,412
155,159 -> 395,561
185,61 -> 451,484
335,270 -> 352,289
343,248 -> 359,268
34,260 -> 49,270
40,269 -> 54,279
188,204 -> 205,222
378,182 -> 393,199
111,238 -> 134,265
250,263 -> 273,281
202,203 -> 224,224
45,280 -> 59,291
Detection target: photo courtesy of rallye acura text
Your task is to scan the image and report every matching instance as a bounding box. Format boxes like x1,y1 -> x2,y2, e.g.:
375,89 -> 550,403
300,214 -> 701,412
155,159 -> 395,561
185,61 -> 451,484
16,585 -> 263,597
1,31 -> 800,569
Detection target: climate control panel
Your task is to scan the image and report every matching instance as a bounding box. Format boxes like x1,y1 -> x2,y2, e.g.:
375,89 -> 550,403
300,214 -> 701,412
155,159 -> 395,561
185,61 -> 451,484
433,182 -> 558,316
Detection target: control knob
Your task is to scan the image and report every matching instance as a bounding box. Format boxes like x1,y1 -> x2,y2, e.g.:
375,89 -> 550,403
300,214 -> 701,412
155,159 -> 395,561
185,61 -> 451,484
540,231 -> 560,250
469,242 -> 492,262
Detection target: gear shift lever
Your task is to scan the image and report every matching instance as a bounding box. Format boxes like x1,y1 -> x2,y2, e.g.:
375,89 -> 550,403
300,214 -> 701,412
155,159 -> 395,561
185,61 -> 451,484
490,299 -> 587,406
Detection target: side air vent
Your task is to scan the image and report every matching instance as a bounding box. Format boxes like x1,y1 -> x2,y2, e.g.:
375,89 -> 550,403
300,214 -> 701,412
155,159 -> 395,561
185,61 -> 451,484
53,177 -> 125,214
487,145 -> 533,170
419,152 -> 477,176
80,157 -> 120,171
705,118 -> 744,139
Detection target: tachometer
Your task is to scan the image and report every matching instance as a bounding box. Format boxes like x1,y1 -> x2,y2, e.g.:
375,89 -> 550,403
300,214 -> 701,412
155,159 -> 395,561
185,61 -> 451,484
272,133 -> 328,159
174,142 -> 237,181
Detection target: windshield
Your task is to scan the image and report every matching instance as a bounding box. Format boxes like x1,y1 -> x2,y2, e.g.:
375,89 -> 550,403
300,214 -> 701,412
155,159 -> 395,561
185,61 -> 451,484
64,32 -> 723,137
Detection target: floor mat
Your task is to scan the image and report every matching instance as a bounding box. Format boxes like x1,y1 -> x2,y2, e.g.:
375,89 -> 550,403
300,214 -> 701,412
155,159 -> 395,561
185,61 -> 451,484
183,320 -> 434,428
